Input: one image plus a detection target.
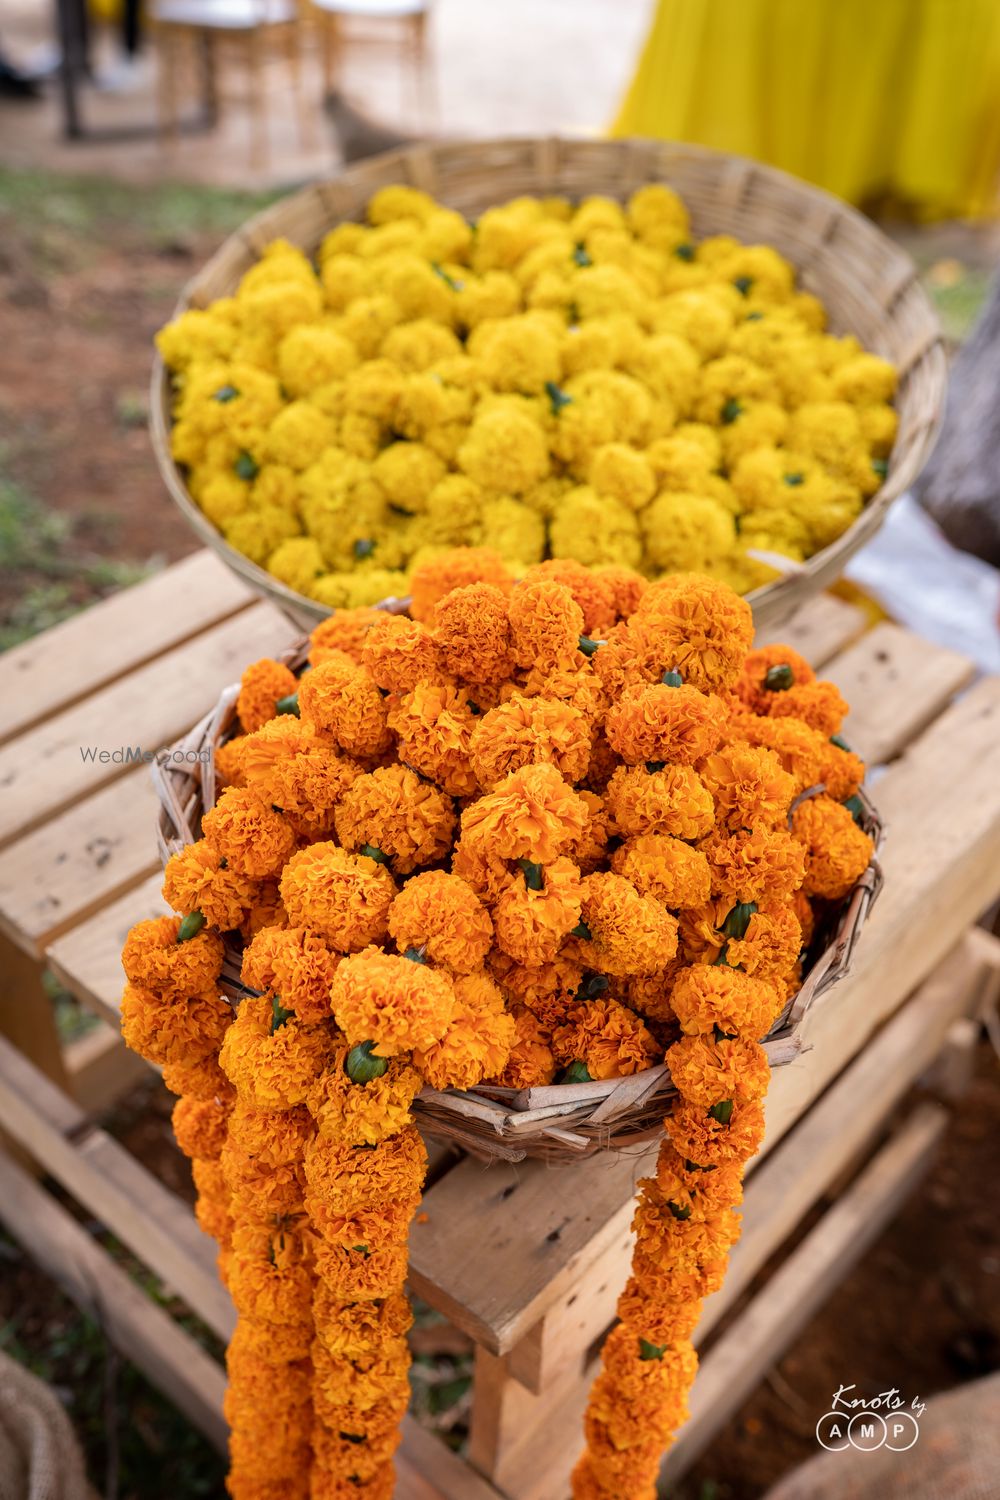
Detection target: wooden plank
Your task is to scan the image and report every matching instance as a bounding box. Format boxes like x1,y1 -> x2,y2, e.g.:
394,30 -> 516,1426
0,601 -> 294,848
397,1416 -> 506,1500
0,1146 -> 228,1451
0,931 -> 70,1095
824,620 -> 976,764
754,592 -> 867,670
46,873 -> 168,1029
0,1034 -> 235,1341
662,1102 -> 949,1483
0,551 -> 255,746
920,1016 -> 981,1101
0,771 -> 161,958
64,1020 -> 151,1114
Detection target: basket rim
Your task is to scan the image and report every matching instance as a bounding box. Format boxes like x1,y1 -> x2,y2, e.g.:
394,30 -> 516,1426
150,627 -> 886,1161
148,133 -> 947,634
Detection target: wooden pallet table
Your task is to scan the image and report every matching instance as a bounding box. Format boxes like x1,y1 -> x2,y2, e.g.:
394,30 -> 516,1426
1,550 -> 999,1499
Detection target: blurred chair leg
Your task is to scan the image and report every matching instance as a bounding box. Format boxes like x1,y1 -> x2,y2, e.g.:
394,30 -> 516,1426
199,28 -> 219,127
156,25 -> 181,153
285,19 -> 314,148
411,10 -> 434,128
247,27 -> 268,171
320,12 -> 342,96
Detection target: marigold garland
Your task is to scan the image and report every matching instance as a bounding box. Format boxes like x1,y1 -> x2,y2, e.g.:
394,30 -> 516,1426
119,562 -> 874,1496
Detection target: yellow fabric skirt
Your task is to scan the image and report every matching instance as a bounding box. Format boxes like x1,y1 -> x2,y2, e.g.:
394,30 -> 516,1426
611,0 -> 1000,219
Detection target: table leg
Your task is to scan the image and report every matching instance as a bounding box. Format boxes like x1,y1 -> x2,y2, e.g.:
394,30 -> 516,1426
54,0 -> 87,139
0,933 -> 71,1167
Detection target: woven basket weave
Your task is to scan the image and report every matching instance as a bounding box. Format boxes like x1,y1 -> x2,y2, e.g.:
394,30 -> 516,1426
152,636 -> 884,1164
150,135 -> 946,636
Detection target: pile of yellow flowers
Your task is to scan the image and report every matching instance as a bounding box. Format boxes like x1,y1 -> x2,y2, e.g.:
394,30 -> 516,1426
158,184 -> 898,609
119,557 -> 875,1500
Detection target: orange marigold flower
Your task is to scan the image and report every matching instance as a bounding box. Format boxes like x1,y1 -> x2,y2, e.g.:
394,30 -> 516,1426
228,1221 -> 314,1327
228,1468 -> 310,1500
239,881 -> 288,941
310,1238 -> 411,1302
279,843 -> 397,951
161,1051 -> 234,1102
586,1356 -> 696,1445
792,792 -> 873,899
387,871 -> 492,974
469,693 -> 592,791
668,1033 -> 770,1107
766,679 -> 848,737
631,1199 -> 738,1296
162,839 -> 261,930
409,546 -> 513,625
387,682 -> 479,797
299,656 -> 392,760
331,947 -> 455,1056
487,950 -> 584,1016
201,786 -> 297,879
307,1046 -> 422,1145
611,834 -> 711,910
605,683 -> 725,768
335,765 -> 456,874
434,581 -> 515,685
635,575 -> 754,692
735,644 -> 815,712
214,735 -> 247,788
240,717 -> 364,837
310,1385 -> 409,1445
670,965 -> 781,1040
229,1435 -> 312,1490
309,1458 -> 396,1500
522,559 -> 616,634
725,903 -> 803,984
699,743 -> 795,831
594,564 -> 648,622
451,836 -> 515,907
172,1093 -> 231,1160
313,1426 -> 401,1488
307,1195 -> 414,1253
494,857 -> 583,967
219,994 -> 333,1110
551,997 -> 660,1079
237,657 -> 298,733
310,607 -> 384,666
121,915 -> 224,1000
304,1124 -> 427,1214
572,1454 -> 658,1500
624,960 -> 686,1026
460,762 -> 589,865
604,764 -> 715,840
735,713 -> 852,797
665,1097 -> 766,1169
227,1314 -> 312,1366
361,614 -> 441,694
242,925 -> 342,1024
615,1277 -> 703,1345
573,871 -> 679,977
227,1099 -> 315,1167
313,1285 -> 414,1361
561,789 -> 610,875
194,1190 -> 233,1245
120,982 -> 231,1067
488,1004 -> 556,1088
654,1143 -> 745,1218
413,971 -> 515,1089
223,1143 -> 306,1221
507,578 -> 585,673
698,826 -> 805,903
792,888 -> 815,948
816,738 -> 865,802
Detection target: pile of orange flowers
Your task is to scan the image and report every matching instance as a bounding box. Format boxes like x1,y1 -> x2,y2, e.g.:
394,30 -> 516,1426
119,546 -> 874,1498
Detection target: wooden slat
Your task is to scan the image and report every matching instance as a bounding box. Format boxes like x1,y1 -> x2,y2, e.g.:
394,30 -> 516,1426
46,873 -> 168,1029
661,1102 -> 948,1482
0,1034 -> 234,1341
0,771 -> 161,957
824,620 -> 976,764
0,551 -> 255,746
397,1417 -> 506,1500
754,592 -> 867,669
0,1146 -> 228,1451
0,602 -> 294,848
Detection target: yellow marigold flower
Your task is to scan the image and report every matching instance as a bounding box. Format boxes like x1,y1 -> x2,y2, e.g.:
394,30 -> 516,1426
310,607 -> 384,665
470,312 -> 562,393
241,925 -> 342,1025
572,871 -> 679,977
699,742 -> 795,831
121,914 -> 223,1000
550,486 -> 642,571
433,581 -> 514,685
335,764 -> 456,874
792,792 -> 873,900
604,682 -> 725,768
219,994 -> 333,1110
413,970 -> 515,1089
278,324 -> 358,397
201,786 -> 296,879
670,965 -> 780,1041
227,1099 -> 315,1167
665,1097 -> 766,1170
331,947 -> 456,1056
387,683 -> 479,798
172,1094 -> 231,1161
604,763 -> 715,841
470,693 -> 592,791
551,997 -> 660,1080
408,545 -> 513,624
237,658 -> 298,733
640,491 -> 737,574
162,839 -> 261,931
698,825 -> 806,904
461,762 -> 590,865
457,406 -> 550,494
387,871 -> 492,974
279,843 -> 396,951
830,352 -> 897,405
494,856 -> 583,967
298,656 -> 392,760
371,440 -> 445,514
587,443 -> 656,517
611,834 -> 711,910
668,1033 -> 770,1107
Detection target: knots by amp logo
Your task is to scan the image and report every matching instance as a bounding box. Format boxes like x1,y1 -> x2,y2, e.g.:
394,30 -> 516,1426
816,1384 -> 924,1453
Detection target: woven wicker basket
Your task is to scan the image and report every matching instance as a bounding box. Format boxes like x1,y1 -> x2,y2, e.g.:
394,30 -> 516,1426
150,135 -> 945,635
152,636 -> 884,1164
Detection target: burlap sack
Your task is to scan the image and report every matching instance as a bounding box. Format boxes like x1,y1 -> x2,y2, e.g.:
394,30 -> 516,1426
764,1372 -> 1000,1500
0,1351 -> 89,1500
